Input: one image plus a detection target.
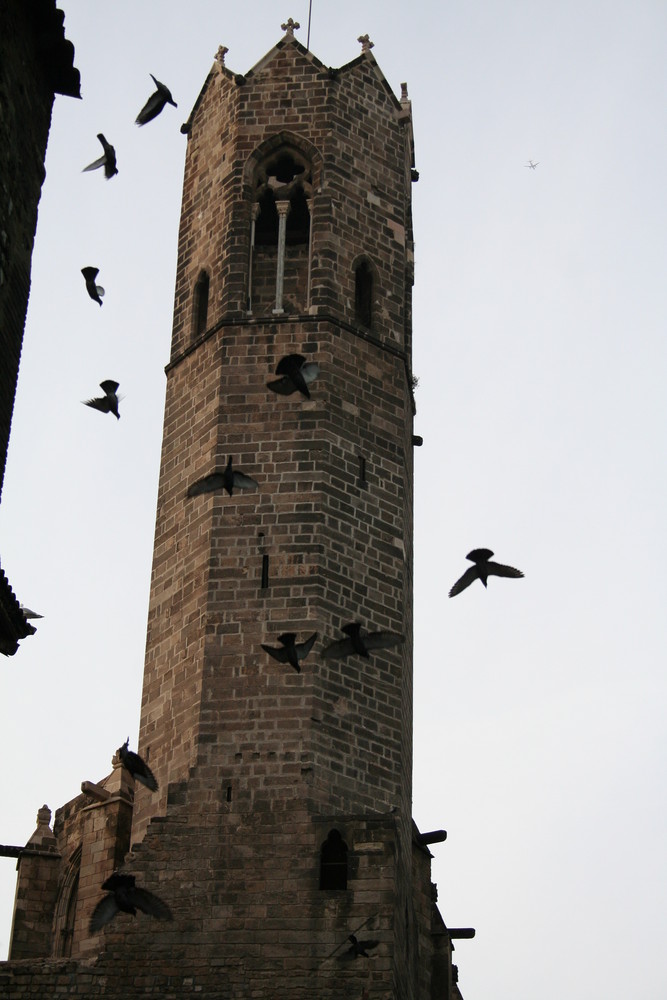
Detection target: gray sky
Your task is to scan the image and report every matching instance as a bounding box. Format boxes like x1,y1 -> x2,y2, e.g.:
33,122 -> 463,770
2,1 -> 666,995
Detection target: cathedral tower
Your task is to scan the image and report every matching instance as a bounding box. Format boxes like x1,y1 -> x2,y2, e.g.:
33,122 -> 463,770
134,24 -> 416,840
129,24 -> 420,992
3,27 -> 466,1000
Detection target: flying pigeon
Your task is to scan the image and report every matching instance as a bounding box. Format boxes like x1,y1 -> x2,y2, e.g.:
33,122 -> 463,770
89,872 -> 172,933
261,632 -> 318,672
267,354 -> 320,399
448,548 -> 524,598
135,74 -> 177,126
83,380 -> 121,419
81,266 -> 104,306
117,739 -> 158,792
82,134 -> 118,179
187,456 -> 258,498
346,934 -> 380,959
322,622 -> 404,661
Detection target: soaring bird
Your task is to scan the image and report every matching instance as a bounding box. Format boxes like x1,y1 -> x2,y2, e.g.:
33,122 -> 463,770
135,74 -> 177,126
346,934 -> 380,959
448,548 -> 524,598
322,622 -> 404,660
117,739 -> 158,792
82,134 -> 118,179
187,456 -> 258,498
81,266 -> 104,306
267,354 -> 320,398
89,873 -> 172,933
261,632 -> 318,672
83,380 -> 121,419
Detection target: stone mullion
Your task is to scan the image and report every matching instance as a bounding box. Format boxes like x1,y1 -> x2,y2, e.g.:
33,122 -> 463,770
273,199 -> 290,314
306,197 -> 314,310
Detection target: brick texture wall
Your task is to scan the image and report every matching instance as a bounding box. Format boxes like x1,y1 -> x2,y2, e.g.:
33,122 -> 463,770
135,317 -> 413,832
2,807 -> 440,997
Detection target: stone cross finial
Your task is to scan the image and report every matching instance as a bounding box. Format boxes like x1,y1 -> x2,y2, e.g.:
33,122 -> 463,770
216,45 -> 229,66
281,18 -> 300,36
358,34 -> 374,53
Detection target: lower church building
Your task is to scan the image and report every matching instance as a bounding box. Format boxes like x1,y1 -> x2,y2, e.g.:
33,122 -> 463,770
1,23 -> 471,998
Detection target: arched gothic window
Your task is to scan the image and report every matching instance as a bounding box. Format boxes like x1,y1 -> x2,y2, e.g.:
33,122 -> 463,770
254,152 -> 311,246
319,829 -> 348,890
52,845 -> 81,957
249,147 -> 313,315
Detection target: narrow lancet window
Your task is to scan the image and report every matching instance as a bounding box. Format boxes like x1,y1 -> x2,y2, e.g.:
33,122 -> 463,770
193,270 -> 210,337
286,187 -> 310,245
255,191 -> 279,246
354,260 -> 373,328
319,829 -> 348,890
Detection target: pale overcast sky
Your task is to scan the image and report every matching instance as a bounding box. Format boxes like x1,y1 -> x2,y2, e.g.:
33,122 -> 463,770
1,2 -> 666,997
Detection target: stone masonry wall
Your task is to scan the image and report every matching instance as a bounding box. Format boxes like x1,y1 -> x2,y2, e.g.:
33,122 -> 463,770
134,331 -> 223,840
8,808 -> 60,961
135,313 -> 414,843
0,799 -> 435,998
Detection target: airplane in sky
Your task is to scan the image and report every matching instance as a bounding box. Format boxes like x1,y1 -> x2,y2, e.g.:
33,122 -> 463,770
525,160 -> 539,169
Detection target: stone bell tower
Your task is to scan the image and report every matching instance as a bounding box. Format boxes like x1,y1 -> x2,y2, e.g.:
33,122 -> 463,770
129,21 -> 422,993
133,21 -> 417,841
3,25 -> 467,1000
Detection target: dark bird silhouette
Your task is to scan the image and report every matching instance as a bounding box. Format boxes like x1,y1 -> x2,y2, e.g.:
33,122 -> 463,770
267,354 -> 320,398
83,380 -> 121,419
135,74 -> 177,126
261,632 -> 318,672
346,934 -> 380,958
322,622 -> 404,660
117,739 -> 158,792
81,266 -> 104,306
448,548 -> 524,598
89,872 -> 172,933
82,134 -> 118,178
187,456 -> 258,498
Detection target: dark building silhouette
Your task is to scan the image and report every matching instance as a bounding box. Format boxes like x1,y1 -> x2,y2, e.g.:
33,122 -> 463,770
1,26 -> 471,998
0,0 -> 80,655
